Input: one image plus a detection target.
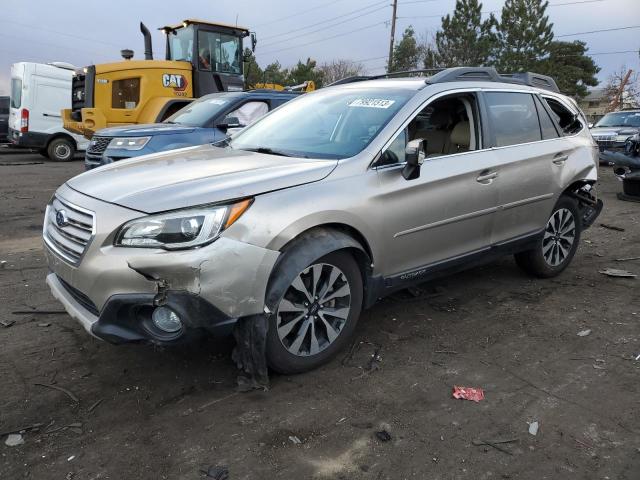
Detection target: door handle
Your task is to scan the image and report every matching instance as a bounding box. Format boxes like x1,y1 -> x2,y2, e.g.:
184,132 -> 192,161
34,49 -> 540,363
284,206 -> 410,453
476,171 -> 498,183
553,154 -> 568,165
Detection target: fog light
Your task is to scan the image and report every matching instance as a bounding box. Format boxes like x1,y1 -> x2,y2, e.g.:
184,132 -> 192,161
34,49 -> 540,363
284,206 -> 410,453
151,307 -> 182,333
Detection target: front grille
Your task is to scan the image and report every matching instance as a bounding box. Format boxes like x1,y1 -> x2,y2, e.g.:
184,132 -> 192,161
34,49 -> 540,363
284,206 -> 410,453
43,196 -> 95,266
593,135 -> 616,150
87,136 -> 111,155
57,276 -> 99,316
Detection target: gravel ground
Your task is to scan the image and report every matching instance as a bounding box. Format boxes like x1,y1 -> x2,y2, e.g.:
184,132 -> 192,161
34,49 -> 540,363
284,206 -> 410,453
0,149 -> 639,480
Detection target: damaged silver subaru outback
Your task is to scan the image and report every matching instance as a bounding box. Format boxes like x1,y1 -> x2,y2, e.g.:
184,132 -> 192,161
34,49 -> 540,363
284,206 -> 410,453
44,67 -> 602,375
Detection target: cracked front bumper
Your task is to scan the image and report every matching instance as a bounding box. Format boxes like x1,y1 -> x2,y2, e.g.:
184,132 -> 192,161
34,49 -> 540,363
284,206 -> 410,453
45,185 -> 280,344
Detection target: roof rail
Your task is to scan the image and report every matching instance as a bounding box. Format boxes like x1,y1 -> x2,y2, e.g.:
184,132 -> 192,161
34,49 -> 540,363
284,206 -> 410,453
329,66 -> 559,93
425,67 -> 559,93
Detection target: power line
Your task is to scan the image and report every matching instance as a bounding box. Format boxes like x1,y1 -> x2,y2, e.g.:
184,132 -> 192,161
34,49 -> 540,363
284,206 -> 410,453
254,0 -> 345,28
260,21 -> 388,55
261,3 -> 390,48
261,0 -> 388,42
398,0 -> 609,19
557,25 -> 640,37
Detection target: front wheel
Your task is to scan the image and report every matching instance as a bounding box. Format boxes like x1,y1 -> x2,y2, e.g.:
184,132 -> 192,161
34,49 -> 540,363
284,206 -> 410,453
515,195 -> 582,278
266,251 -> 363,374
47,137 -> 75,162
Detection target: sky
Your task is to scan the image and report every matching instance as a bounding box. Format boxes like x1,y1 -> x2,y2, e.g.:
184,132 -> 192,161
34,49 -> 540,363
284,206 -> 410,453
1,0 -> 639,95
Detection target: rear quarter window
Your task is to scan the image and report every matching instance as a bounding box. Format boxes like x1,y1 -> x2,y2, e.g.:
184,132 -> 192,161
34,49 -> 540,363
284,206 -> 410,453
542,96 -> 582,136
485,92 -> 541,147
10,79 -> 22,109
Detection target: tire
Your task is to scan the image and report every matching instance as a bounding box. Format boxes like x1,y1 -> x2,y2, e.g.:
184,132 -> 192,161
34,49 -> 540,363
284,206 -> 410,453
47,137 -> 75,162
622,178 -> 640,197
515,195 -> 582,278
266,251 -> 363,374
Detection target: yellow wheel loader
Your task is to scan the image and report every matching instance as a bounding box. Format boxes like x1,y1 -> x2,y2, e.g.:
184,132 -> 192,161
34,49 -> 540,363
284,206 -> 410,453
63,20 -> 256,139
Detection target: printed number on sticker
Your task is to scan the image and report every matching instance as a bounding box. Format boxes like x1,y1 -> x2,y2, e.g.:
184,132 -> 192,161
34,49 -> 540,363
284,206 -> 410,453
349,98 -> 396,109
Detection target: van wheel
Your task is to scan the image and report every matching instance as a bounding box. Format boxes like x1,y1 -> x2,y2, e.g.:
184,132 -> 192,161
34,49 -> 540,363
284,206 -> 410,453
266,251 -> 363,374
515,195 -> 582,278
47,137 -> 75,162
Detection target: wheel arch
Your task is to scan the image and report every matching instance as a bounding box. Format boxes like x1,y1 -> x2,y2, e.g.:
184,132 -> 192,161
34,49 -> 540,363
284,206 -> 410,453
265,225 -> 376,313
45,132 -> 77,150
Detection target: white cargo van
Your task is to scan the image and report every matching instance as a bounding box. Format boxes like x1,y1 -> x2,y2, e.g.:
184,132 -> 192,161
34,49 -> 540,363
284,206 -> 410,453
8,62 -> 88,161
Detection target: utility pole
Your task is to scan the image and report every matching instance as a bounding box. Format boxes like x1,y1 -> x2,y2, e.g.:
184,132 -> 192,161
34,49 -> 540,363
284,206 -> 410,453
387,0 -> 398,72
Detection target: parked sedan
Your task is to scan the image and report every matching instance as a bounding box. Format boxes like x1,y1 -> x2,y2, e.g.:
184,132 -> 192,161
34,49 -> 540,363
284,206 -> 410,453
590,109 -> 640,163
84,90 -> 299,169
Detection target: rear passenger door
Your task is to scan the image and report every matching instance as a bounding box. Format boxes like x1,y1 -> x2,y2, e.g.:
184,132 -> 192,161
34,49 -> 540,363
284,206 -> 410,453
482,91 -> 558,244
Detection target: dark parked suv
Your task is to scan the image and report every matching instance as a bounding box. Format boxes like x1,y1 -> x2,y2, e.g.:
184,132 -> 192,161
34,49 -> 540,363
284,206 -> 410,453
0,96 -> 9,143
84,90 -> 299,169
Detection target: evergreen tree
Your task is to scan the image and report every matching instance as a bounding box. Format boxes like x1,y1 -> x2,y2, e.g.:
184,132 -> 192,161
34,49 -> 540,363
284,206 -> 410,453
538,41 -> 600,98
433,0 -> 497,67
390,26 -> 420,72
286,58 -> 324,86
261,61 -> 289,86
243,49 -> 263,88
495,0 -> 554,71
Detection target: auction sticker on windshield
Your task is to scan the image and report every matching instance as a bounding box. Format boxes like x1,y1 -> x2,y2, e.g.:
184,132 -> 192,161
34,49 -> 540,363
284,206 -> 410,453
348,98 -> 396,109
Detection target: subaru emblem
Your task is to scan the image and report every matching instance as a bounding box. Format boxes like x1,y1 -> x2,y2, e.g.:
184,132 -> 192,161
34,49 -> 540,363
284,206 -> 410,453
55,209 -> 68,227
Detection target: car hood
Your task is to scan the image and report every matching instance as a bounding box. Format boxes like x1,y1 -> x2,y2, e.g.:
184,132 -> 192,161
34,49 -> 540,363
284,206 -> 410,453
96,123 -> 198,137
591,126 -> 639,137
67,144 -> 338,213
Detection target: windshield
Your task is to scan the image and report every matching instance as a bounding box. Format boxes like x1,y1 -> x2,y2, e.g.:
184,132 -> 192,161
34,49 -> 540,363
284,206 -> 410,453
165,94 -> 235,127
10,78 -> 22,109
197,30 -> 242,74
595,111 -> 640,128
169,26 -> 194,62
229,88 -> 414,159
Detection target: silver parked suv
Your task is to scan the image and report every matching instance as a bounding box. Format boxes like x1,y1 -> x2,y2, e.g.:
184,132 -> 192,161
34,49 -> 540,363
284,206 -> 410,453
44,67 -> 602,373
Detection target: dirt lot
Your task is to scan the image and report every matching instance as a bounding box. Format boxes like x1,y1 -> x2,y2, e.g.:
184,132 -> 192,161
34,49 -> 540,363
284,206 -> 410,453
0,146 -> 638,480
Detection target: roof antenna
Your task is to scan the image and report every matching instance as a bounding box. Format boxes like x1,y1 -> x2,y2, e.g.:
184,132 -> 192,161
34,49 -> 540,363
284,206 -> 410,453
235,14 -> 239,27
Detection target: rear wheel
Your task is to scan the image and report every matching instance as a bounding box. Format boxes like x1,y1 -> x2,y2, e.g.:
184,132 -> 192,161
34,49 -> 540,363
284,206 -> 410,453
515,195 -> 581,278
47,137 -> 75,162
266,251 -> 363,374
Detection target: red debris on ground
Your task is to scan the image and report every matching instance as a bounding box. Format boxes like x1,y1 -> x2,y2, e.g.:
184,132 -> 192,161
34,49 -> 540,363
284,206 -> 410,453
452,386 -> 485,402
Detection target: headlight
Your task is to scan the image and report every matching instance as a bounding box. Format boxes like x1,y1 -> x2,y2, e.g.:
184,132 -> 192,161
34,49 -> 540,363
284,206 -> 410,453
109,136 -> 151,150
114,199 -> 252,249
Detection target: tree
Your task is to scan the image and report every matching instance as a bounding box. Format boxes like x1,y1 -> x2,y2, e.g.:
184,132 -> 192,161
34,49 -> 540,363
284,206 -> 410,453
432,0 -> 497,68
495,0 -> 554,71
260,61 -> 289,86
602,65 -> 640,111
243,49 -> 263,88
537,41 -> 599,98
318,59 -> 364,85
286,58 -> 324,86
390,26 -> 420,72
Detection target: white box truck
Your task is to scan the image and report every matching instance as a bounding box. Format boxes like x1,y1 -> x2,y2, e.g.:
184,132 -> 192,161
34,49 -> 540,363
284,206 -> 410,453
8,62 -> 88,161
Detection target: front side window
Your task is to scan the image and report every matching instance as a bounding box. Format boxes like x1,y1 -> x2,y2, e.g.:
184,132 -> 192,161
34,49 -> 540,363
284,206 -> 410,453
169,26 -> 194,62
10,78 -> 22,109
379,92 -> 480,166
197,30 -> 242,74
485,92 -> 541,147
112,78 -> 140,109
224,101 -> 269,126
230,88 -> 413,159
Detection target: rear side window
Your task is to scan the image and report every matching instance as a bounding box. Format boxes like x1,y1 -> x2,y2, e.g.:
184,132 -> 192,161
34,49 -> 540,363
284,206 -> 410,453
542,97 -> 582,136
10,78 -> 22,109
534,96 -> 559,140
112,78 -> 140,109
485,92 -> 541,147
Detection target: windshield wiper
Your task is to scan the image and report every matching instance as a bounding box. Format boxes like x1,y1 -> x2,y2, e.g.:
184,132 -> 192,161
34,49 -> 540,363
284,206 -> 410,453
241,147 -> 293,157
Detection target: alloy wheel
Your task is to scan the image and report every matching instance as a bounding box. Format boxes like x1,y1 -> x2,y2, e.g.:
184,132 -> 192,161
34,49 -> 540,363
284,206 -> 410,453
542,207 -> 576,267
276,263 -> 352,357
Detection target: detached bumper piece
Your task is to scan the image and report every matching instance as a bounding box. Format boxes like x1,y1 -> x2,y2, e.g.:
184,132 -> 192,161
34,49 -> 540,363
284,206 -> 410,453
569,184 -> 603,229
49,273 -> 236,345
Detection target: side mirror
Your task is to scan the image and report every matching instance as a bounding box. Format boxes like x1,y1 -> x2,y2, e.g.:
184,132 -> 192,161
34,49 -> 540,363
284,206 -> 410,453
588,122 -> 594,129
216,116 -> 241,129
402,139 -> 426,180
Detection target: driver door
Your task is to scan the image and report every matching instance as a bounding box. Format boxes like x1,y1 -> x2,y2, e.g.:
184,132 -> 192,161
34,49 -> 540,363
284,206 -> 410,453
371,92 -> 502,279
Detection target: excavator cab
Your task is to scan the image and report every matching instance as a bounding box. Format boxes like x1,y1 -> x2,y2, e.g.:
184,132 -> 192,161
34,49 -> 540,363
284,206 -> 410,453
161,19 -> 255,96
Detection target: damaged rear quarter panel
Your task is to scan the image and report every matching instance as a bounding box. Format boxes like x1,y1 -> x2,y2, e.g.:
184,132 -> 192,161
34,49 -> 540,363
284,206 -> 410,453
126,237 -> 280,318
